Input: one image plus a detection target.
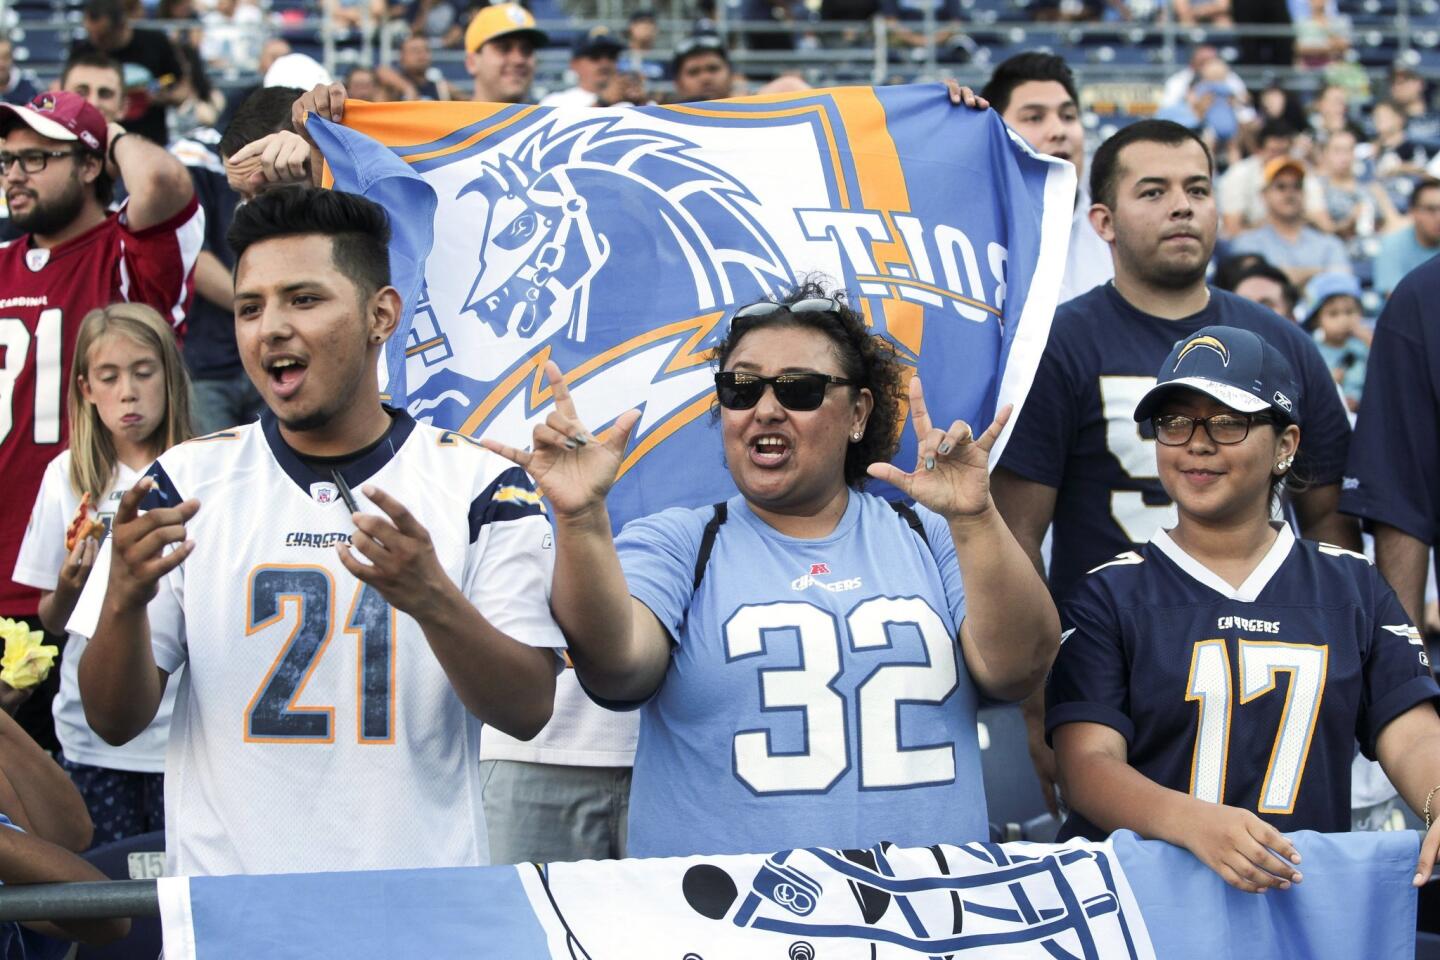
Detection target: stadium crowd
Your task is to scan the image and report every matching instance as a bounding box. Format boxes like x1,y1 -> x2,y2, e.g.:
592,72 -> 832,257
0,0 -> 1439,953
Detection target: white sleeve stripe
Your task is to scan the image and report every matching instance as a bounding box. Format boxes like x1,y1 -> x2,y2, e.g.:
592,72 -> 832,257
167,206 -> 206,327
116,202 -> 206,328
117,247 -> 132,302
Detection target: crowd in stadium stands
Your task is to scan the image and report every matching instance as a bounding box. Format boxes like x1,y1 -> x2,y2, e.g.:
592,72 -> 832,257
3,0 -> 1440,951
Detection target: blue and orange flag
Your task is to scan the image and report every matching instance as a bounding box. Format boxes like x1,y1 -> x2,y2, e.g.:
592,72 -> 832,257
310,85 -> 1076,527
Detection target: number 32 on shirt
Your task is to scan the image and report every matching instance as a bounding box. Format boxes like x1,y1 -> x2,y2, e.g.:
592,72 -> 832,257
725,596 -> 959,795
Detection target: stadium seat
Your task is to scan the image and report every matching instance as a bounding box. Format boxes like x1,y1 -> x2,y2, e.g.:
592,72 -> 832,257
76,831 -> 164,960
977,704 -> 1062,843
1353,256 -> 1375,289
14,23 -> 71,68
432,50 -> 471,84
1086,44 -> 1155,65
1357,32 -> 1402,66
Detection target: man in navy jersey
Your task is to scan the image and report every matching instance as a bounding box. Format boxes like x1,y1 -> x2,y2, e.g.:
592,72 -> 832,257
990,119 -> 1358,810
1341,255 -> 1440,627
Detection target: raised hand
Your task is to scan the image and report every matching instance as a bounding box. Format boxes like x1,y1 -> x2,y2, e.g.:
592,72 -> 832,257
291,81 -> 348,144
335,486 -> 452,618
481,361 -> 641,522
225,131 -> 312,194
944,79 -> 990,110
866,376 -> 1010,523
106,477 -> 200,611
1183,804 -> 1303,894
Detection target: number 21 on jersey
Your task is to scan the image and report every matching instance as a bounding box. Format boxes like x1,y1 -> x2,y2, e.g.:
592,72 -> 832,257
725,596 -> 959,795
244,565 -> 395,745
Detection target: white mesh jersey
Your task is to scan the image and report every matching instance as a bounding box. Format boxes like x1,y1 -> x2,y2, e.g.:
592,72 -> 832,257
72,410 -> 564,876
13,450 -> 178,773
480,669 -> 638,767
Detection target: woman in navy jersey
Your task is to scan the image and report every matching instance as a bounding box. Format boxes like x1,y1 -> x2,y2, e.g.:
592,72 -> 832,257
1047,324 -> 1440,893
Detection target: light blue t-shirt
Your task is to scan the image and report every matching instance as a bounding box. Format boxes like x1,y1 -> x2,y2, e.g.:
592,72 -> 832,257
1313,333 -> 1368,408
615,491 -> 987,858
1374,225 -> 1440,295
1229,224 -> 1352,275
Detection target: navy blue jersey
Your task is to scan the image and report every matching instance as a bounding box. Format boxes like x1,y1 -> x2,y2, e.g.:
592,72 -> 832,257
1046,526 -> 1438,841
997,282 -> 1352,601
170,132 -> 242,381
1341,257 -> 1440,567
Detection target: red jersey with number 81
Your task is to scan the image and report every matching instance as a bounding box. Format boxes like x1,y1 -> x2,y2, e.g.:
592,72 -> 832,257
1,197 -> 202,615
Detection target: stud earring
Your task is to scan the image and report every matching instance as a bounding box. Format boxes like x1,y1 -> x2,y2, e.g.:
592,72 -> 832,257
1276,456 -> 1294,473
851,432 -> 862,442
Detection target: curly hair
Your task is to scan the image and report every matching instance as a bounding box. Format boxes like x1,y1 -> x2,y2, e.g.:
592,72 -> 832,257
711,280 -> 907,489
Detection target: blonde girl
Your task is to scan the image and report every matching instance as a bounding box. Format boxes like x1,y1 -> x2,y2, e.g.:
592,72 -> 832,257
12,303 -> 191,845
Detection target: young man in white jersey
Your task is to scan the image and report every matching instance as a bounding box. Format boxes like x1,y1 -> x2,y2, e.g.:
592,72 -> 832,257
74,185 -> 564,876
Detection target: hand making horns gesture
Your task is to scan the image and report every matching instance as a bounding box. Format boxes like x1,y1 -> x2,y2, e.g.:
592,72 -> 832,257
866,375 -> 1012,523
482,361 -> 642,521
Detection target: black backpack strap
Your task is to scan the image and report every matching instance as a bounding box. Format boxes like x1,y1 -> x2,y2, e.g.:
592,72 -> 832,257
692,501 -> 729,590
888,499 -> 930,547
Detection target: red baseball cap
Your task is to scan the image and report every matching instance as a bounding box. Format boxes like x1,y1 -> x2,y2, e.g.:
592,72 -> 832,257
0,91 -> 108,154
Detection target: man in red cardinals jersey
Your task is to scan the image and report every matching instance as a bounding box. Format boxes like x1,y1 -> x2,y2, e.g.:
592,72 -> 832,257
0,91 -> 200,741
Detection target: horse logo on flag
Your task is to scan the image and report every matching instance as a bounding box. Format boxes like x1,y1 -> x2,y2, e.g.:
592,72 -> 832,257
453,116 -> 790,346
402,113 -> 793,442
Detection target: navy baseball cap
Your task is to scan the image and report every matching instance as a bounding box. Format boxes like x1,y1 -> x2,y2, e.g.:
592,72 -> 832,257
573,30 -> 624,58
1133,325 -> 1301,424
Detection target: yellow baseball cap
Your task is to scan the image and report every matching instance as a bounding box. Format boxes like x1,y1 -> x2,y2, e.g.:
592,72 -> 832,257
1262,155 -> 1306,186
465,3 -> 548,53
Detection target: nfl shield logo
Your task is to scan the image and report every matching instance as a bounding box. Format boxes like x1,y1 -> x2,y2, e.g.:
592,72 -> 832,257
809,562 -> 830,576
310,483 -> 338,503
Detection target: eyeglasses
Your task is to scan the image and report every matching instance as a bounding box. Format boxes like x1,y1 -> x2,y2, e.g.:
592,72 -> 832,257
0,148 -> 81,175
715,371 -> 854,411
1152,412 -> 1275,446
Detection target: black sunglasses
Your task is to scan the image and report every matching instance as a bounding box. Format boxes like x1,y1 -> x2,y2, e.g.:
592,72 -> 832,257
731,297 -> 843,324
715,371 -> 854,411
675,34 -> 726,56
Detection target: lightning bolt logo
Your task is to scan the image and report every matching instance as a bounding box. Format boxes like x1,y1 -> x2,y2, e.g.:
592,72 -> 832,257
457,311 -> 727,480
1174,335 -> 1230,368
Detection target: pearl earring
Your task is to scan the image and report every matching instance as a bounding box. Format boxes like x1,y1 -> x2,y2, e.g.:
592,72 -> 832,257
851,432 -> 862,442
1276,456 -> 1293,472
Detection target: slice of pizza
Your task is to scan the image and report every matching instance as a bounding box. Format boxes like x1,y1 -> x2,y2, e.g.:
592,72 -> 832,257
64,492 -> 104,552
